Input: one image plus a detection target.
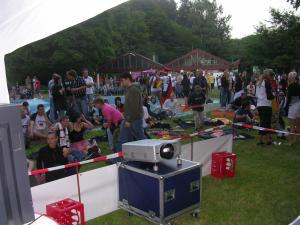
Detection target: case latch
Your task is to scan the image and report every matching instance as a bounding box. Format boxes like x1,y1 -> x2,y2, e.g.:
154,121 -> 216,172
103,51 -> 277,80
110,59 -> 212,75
164,189 -> 176,202
190,180 -> 200,192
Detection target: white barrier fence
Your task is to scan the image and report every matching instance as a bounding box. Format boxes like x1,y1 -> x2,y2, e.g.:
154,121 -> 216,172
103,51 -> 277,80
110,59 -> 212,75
31,134 -> 233,221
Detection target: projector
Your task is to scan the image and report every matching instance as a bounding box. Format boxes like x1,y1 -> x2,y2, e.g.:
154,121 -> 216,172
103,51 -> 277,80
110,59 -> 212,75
122,139 -> 181,170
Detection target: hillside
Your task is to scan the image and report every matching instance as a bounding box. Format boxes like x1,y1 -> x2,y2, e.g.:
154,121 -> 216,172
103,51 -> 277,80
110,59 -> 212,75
5,0 -> 233,83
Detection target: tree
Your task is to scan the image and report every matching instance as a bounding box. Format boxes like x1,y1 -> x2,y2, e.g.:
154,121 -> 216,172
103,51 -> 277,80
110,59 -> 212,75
287,0 -> 300,10
177,0 -> 231,56
4,0 -> 233,84
238,9 -> 300,72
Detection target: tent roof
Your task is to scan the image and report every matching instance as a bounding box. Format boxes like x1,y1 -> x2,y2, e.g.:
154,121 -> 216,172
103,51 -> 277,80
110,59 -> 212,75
0,0 -> 128,103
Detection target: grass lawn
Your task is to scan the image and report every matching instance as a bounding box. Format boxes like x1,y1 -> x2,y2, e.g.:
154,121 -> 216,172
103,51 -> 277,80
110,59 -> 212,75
26,94 -> 300,225
86,133 -> 300,225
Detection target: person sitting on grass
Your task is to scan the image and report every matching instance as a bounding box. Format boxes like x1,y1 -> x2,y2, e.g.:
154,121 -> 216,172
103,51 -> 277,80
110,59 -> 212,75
233,101 -> 254,124
148,96 -> 167,120
188,85 -> 206,131
87,100 -> 101,125
29,104 -> 53,140
53,116 -> 71,148
36,132 -> 70,183
69,113 -> 98,158
162,93 -> 178,116
22,101 -> 31,116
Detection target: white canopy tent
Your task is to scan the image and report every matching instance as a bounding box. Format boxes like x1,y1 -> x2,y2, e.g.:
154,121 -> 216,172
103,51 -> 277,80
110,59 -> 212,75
0,0 -> 129,104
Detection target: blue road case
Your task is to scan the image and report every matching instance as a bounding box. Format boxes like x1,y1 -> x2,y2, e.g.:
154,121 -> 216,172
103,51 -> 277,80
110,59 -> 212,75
118,159 -> 202,225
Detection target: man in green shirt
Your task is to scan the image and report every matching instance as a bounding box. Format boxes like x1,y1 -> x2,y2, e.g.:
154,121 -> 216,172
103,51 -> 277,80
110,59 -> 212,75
119,73 -> 146,146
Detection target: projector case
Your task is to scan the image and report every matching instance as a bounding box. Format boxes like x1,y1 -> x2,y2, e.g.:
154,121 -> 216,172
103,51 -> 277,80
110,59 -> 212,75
118,159 -> 202,225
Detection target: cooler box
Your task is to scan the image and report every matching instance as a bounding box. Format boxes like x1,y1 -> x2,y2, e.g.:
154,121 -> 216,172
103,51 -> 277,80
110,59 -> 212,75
118,159 -> 202,225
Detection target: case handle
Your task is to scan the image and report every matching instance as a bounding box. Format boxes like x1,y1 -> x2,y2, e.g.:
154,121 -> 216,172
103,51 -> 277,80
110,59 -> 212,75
190,180 -> 200,192
164,189 -> 176,202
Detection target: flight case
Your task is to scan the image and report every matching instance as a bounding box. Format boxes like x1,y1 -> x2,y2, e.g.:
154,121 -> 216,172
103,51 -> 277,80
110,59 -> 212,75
118,159 -> 202,225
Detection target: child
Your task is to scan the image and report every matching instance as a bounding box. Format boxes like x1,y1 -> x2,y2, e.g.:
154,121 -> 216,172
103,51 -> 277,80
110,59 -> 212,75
188,85 -> 206,131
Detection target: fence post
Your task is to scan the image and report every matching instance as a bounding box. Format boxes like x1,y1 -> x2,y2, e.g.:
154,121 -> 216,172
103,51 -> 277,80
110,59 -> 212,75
76,165 -> 82,203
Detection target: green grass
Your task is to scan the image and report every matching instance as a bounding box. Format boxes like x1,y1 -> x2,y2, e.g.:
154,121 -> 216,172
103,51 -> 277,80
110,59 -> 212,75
27,108 -> 300,225
87,134 -> 300,225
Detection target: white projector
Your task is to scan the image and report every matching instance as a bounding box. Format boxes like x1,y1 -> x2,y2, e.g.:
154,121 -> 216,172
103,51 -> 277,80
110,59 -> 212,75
122,139 -> 181,165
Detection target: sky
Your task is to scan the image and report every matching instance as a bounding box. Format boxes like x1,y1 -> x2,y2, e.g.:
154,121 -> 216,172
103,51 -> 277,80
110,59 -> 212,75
215,0 -> 295,38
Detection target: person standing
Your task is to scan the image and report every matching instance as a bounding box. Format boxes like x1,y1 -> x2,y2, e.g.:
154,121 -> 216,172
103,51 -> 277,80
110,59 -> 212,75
66,69 -> 88,116
119,73 -> 146,146
233,73 -> 243,100
182,73 -> 191,105
279,74 -> 288,94
192,69 -> 208,95
83,68 -> 94,101
52,75 -> 67,120
150,73 -> 162,103
63,73 -> 73,114
220,72 -> 230,109
25,76 -> 33,98
206,72 -> 214,92
188,85 -> 206,131
48,74 -> 57,122
285,72 -> 300,145
33,76 -> 42,98
256,74 -> 274,145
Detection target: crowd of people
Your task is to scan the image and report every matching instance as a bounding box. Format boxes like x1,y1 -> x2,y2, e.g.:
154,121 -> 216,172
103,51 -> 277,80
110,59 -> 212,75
17,67 -> 300,184
230,69 -> 300,146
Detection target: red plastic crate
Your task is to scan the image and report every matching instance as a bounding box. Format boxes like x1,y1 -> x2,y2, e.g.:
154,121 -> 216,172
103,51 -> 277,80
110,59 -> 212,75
211,151 -> 236,179
46,198 -> 85,225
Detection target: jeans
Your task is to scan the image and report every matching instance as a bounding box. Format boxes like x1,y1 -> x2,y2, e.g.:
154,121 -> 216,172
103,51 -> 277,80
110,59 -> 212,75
74,96 -> 88,116
193,110 -> 204,130
118,119 -> 146,148
220,87 -> 228,107
87,94 -> 94,102
107,128 -> 113,149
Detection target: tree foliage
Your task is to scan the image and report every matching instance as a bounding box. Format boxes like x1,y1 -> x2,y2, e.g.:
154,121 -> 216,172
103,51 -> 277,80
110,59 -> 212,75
237,9 -> 300,73
5,0 -> 231,84
287,0 -> 300,10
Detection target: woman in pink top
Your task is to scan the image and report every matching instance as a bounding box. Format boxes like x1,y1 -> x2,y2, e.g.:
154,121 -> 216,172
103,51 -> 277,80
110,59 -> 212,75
94,97 -> 124,151
94,97 -> 123,127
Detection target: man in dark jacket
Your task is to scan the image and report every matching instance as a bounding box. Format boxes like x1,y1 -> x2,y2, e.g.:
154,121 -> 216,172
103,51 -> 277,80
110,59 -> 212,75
36,132 -> 69,183
193,69 -> 208,95
188,85 -> 206,131
119,73 -> 146,146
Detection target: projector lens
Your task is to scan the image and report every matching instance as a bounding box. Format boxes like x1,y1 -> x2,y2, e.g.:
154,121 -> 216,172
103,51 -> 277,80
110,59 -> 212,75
160,144 -> 174,159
